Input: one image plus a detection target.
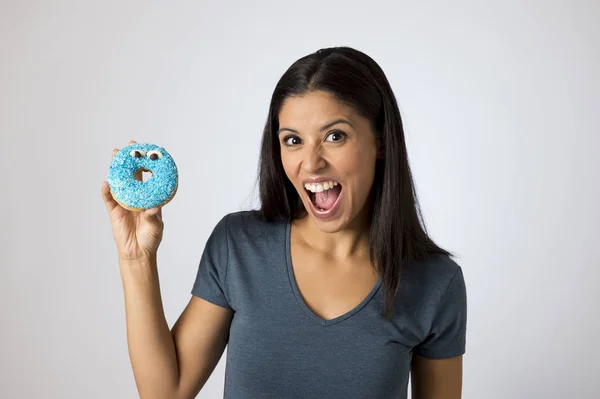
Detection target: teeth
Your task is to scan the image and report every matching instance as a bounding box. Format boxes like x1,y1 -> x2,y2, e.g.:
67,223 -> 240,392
304,181 -> 339,193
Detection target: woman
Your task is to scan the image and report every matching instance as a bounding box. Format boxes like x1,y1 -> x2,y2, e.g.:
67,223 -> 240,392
101,46 -> 467,399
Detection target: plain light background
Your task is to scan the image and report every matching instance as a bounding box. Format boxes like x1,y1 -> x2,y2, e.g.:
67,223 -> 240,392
1,1 -> 598,398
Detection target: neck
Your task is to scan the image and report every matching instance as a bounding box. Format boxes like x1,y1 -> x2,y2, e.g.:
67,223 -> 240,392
293,203 -> 372,262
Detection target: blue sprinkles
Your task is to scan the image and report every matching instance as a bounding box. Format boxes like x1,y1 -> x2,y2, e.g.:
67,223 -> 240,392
107,143 -> 178,210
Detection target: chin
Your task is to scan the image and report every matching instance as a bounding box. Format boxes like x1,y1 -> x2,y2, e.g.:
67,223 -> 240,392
312,218 -> 347,233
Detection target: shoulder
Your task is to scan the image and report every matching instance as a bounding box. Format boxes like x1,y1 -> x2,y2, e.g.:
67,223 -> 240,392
221,210 -> 285,232
400,254 -> 466,305
405,254 -> 463,284
215,210 -> 287,246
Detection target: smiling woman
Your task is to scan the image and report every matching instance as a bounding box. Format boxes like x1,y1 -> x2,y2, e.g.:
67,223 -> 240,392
276,92 -> 379,227
103,46 -> 466,399
243,49 -> 466,398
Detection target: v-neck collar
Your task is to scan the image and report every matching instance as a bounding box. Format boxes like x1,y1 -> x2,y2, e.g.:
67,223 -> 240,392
284,220 -> 382,327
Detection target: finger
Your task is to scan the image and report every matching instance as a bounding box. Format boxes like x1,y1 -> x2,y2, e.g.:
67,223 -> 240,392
142,207 -> 162,224
129,140 -> 137,145
101,181 -> 119,214
112,148 -> 118,159
156,207 -> 162,222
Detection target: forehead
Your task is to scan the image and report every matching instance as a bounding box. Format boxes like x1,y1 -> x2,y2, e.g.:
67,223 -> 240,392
278,91 -> 356,126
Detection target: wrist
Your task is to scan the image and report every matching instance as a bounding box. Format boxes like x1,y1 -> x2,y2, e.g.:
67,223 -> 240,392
118,252 -> 157,268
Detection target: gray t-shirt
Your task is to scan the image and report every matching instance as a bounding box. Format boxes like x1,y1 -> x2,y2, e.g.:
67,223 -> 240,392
191,211 -> 467,399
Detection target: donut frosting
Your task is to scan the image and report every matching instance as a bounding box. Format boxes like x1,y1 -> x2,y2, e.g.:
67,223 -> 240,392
107,143 -> 178,210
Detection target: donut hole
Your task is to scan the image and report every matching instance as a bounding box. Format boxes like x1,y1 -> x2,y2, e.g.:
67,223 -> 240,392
134,168 -> 153,183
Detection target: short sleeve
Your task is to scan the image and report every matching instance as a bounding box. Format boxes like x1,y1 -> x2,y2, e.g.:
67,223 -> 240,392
191,215 -> 232,309
414,267 -> 467,359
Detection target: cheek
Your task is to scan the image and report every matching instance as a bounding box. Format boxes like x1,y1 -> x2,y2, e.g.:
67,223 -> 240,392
339,147 -> 377,180
280,153 -> 298,181
338,151 -> 377,203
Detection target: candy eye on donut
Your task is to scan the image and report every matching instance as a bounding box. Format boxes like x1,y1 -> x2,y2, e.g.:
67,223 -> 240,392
130,150 -> 146,158
147,150 -> 163,160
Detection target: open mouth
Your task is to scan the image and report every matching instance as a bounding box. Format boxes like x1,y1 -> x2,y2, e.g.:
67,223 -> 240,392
304,182 -> 342,213
135,168 -> 153,182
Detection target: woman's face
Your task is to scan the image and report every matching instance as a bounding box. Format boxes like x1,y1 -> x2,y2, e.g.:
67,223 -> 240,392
277,90 -> 379,233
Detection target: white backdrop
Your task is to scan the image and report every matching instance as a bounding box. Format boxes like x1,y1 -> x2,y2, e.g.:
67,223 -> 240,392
1,1 -> 598,398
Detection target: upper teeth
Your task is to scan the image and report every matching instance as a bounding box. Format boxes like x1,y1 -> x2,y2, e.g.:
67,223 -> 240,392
304,181 -> 339,193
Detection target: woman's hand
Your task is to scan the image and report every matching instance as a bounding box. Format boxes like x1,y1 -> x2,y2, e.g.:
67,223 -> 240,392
101,140 -> 164,262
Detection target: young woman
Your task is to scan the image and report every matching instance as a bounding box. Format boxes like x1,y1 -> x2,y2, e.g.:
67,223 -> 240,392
101,46 -> 467,399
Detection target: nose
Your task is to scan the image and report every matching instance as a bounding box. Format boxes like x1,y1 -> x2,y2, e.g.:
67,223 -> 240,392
301,145 -> 327,173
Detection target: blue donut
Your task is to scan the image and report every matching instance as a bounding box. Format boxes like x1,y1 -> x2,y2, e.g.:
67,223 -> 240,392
107,143 -> 178,211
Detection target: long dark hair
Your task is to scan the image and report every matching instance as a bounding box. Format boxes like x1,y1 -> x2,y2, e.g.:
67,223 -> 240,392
255,46 -> 451,320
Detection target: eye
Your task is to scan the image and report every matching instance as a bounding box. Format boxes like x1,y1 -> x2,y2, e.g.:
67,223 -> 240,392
147,150 -> 163,160
325,130 -> 346,142
130,149 -> 146,158
283,136 -> 301,147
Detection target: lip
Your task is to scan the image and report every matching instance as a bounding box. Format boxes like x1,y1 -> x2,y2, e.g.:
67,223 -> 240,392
302,182 -> 343,220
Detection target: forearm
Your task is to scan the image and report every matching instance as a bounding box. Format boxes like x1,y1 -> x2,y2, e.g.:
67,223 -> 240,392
119,256 -> 180,399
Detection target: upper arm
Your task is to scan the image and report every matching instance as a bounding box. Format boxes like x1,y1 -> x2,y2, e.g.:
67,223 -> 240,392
411,354 -> 463,399
172,214 -> 233,398
411,265 -> 467,398
170,296 -> 233,399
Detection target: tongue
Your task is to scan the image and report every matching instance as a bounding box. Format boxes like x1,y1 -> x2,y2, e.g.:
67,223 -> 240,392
314,185 -> 342,210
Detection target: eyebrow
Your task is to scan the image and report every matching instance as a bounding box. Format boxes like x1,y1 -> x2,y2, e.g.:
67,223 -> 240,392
276,118 -> 354,135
